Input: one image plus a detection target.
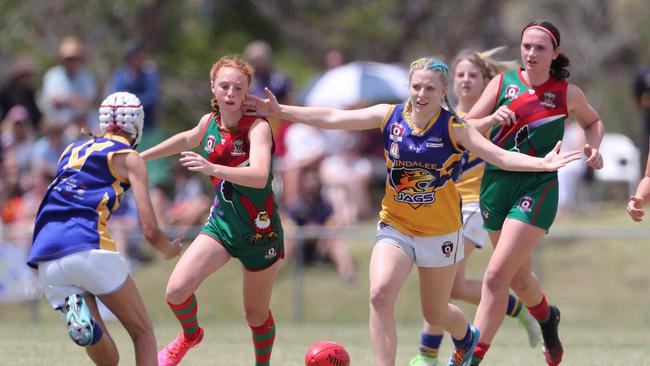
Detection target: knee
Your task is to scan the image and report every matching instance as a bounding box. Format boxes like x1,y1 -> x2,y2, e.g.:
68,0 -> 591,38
369,285 -> 394,311
509,272 -> 533,294
125,317 -> 155,341
422,307 -> 447,326
243,308 -> 269,327
165,281 -> 190,305
483,268 -> 510,293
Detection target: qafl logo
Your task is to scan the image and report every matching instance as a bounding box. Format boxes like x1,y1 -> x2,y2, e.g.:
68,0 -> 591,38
505,84 -> 520,101
441,241 -> 454,258
517,196 -> 535,213
205,135 -> 216,153
390,123 -> 405,142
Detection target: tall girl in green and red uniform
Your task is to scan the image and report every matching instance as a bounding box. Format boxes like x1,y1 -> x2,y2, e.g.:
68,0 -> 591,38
464,20 -> 605,365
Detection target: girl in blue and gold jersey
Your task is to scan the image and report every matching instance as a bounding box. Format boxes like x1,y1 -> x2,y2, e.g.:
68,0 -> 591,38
251,56 -> 581,366
27,92 -> 182,366
409,49 -> 541,366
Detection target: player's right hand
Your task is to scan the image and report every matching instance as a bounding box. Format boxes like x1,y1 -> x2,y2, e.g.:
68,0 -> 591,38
164,236 -> 184,259
490,106 -> 516,126
627,196 -> 645,222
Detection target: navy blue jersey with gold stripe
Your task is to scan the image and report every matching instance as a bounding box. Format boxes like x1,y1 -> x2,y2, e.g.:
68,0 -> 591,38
378,103 -> 465,236
28,135 -> 135,268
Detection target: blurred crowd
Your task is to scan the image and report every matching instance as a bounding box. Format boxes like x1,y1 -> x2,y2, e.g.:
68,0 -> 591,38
0,37 -> 374,287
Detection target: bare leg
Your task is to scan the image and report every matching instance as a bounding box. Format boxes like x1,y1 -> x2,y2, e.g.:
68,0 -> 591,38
369,243 -> 414,366
473,219 -> 545,346
165,234 -> 231,304
102,278 -> 158,366
85,296 -> 119,366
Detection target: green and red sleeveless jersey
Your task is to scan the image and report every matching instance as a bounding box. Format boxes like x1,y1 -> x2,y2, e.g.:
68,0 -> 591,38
487,69 -> 568,171
199,113 -> 281,246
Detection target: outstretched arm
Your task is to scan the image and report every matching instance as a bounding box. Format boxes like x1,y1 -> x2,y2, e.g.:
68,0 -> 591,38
250,87 -> 389,130
140,114 -> 208,161
454,124 -> 581,172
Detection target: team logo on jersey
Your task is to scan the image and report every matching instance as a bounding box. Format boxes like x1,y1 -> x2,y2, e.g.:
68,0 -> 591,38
441,241 -> 454,258
505,84 -> 520,100
231,139 -> 246,156
481,209 -> 490,220
390,167 -> 436,208
230,190 -> 280,244
517,196 -> 535,213
264,247 -> 277,259
389,123 -> 405,142
541,92 -> 556,108
389,142 -> 400,158
205,135 -> 216,153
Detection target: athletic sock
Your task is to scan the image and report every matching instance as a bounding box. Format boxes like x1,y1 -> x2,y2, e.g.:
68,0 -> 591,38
168,294 -> 200,340
249,311 -> 276,366
505,294 -> 524,318
473,341 -> 490,360
452,324 -> 474,353
526,294 -> 551,322
417,332 -> 443,358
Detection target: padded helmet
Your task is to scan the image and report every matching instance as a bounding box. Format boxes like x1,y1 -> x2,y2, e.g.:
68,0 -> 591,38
98,92 -> 144,147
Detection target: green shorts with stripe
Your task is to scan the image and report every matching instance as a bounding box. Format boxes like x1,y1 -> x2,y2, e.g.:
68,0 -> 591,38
479,170 -> 559,232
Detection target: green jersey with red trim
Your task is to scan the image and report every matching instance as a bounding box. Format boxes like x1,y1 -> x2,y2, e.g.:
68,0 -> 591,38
487,69 -> 568,171
199,113 -> 282,246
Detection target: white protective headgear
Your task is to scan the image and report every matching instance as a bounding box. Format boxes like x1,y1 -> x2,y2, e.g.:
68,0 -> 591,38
98,92 -> 144,147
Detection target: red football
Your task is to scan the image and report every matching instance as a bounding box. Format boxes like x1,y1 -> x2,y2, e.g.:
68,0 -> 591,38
304,341 -> 350,366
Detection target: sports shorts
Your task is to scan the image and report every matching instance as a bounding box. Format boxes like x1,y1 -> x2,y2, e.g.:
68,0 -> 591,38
480,170 -> 558,232
462,201 -> 488,248
37,249 -> 129,309
374,222 -> 463,268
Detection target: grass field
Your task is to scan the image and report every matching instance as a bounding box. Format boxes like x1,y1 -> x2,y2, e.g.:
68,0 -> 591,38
2,204 -> 650,365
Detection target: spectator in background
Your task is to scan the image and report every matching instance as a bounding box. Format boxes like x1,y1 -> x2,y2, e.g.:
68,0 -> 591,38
633,59 -> 650,170
244,40 -> 294,160
1,105 -> 35,183
41,36 -> 97,140
31,118 -> 70,176
106,39 -> 171,226
285,166 -> 356,284
165,161 -> 211,233
244,40 -> 293,104
106,40 -> 160,132
319,131 -> 373,226
0,56 -> 42,130
324,48 -> 345,70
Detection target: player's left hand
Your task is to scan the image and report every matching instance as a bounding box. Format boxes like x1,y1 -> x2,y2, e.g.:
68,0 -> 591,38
627,196 -> 645,222
584,144 -> 603,170
180,151 -> 213,175
542,141 -> 582,171
246,87 -> 281,118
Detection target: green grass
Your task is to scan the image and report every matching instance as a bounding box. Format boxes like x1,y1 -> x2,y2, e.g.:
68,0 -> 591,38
3,204 -> 650,365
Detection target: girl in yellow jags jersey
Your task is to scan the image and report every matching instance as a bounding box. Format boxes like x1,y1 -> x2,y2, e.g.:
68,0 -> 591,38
409,48 -> 540,366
